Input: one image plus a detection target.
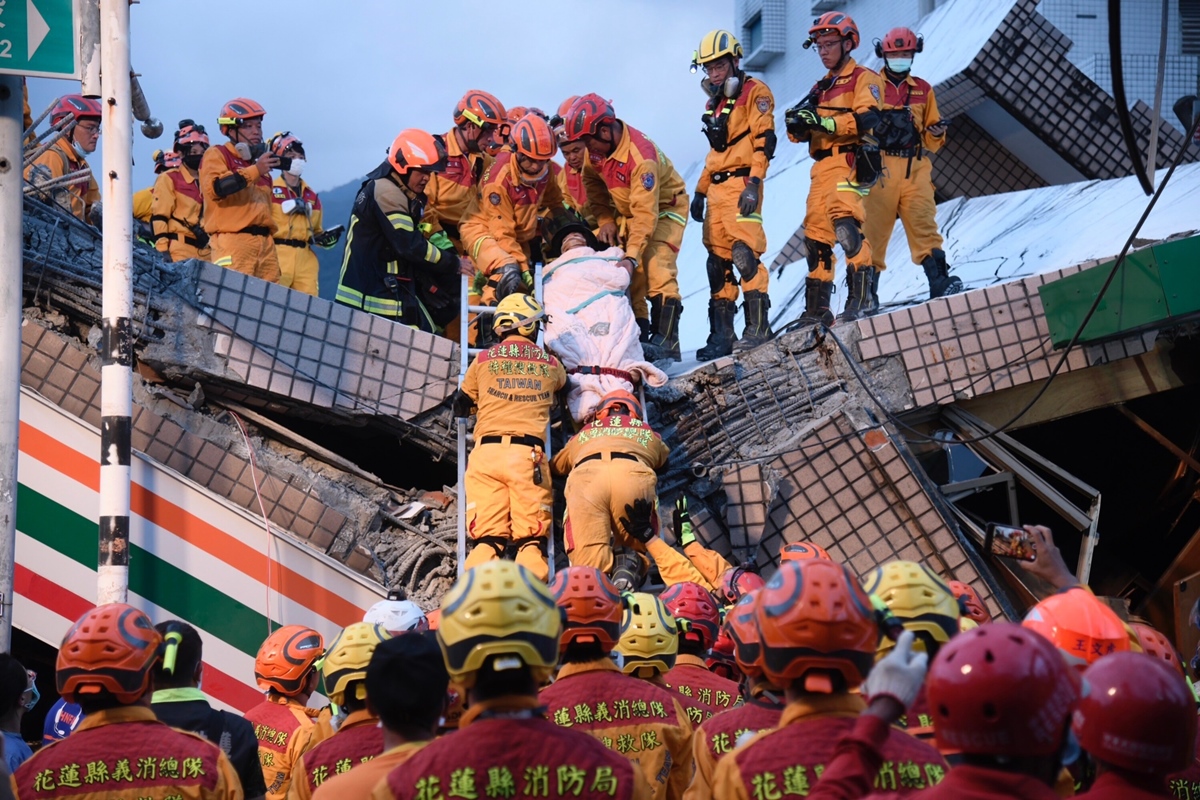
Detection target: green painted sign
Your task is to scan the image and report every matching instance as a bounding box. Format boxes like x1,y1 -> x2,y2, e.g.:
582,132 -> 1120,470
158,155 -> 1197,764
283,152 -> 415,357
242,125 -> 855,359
0,0 -> 80,79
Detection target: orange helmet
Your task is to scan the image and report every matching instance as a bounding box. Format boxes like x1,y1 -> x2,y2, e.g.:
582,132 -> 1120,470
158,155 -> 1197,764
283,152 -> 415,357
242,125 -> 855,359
595,390 -> 643,421
949,580 -> 990,625
726,590 -> 765,679
876,26 -> 923,56
661,582 -> 721,650
50,95 -> 102,126
1130,622 -> 1185,677
174,119 -> 209,149
56,604 -> 163,704
562,94 -> 616,142
454,89 -> 507,130
217,97 -> 266,128
388,129 -> 448,176
254,625 -> 325,696
779,541 -> 831,563
807,12 -> 860,50
506,106 -> 529,124
550,566 -> 625,654
510,114 -> 558,161
755,560 -> 879,692
1021,587 -> 1131,669
552,96 -> 579,125
268,130 -> 304,158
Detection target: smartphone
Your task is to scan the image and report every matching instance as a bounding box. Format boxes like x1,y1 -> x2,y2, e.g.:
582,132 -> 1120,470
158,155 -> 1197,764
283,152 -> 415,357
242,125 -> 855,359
276,156 -> 292,172
985,523 -> 1037,562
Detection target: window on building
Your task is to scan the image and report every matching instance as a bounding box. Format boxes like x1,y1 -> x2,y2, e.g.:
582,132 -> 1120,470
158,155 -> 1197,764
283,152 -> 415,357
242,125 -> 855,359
747,12 -> 763,54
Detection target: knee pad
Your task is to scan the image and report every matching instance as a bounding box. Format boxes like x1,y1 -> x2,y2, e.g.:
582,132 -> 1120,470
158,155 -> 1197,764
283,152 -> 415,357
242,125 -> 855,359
705,251 -> 735,294
730,241 -> 760,282
470,536 -> 508,557
517,536 -> 548,558
805,238 -> 834,274
833,218 -> 864,258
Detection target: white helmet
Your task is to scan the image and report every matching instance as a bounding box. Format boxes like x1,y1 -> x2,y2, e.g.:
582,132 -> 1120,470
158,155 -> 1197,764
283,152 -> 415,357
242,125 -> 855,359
364,598 -> 428,635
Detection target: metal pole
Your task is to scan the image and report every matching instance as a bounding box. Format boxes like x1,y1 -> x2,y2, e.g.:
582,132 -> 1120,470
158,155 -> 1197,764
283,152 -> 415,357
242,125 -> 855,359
456,275 -> 469,575
0,76 -> 25,651
97,0 -> 133,604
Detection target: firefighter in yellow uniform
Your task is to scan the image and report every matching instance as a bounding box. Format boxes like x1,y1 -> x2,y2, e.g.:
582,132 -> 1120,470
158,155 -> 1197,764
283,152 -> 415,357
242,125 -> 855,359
455,294 -> 567,581
784,12 -> 883,325
135,149 -> 178,245
551,96 -> 598,227
267,132 -> 342,296
24,95 -> 102,223
152,121 -> 212,263
691,30 -> 778,360
460,114 -> 564,307
863,27 -> 962,304
563,95 -> 689,362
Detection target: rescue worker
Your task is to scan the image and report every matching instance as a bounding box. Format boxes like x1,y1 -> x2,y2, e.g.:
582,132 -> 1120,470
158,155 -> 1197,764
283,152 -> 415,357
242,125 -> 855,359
310,633 -> 447,799
153,120 -> 212,263
664,497 -> 765,600
948,579 -> 990,625
862,27 -> 962,304
690,30 -> 777,360
551,390 -> 669,577
703,560 -> 947,800
373,561 -> 654,800
150,621 -> 267,799
0,655 -> 34,773
24,95 -> 102,223
542,567 -> 694,800
1021,585 -> 1131,669
242,625 -> 331,800
660,582 -> 741,721
335,129 -> 471,332
551,97 -> 598,228
134,149 -> 179,245
199,98 -> 281,281
460,113 -> 565,306
783,13 -> 883,325
11,603 -> 242,799
778,540 -> 832,562
288,623 -> 389,800
425,90 -> 509,249
268,132 -> 341,297
563,94 -> 689,361
688,591 -> 784,796
455,293 -> 566,581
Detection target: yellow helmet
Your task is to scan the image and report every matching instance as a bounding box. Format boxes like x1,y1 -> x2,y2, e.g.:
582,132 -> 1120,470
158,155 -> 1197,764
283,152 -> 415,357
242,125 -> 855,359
492,293 -> 545,338
959,618 -> 979,633
321,622 -> 391,706
693,29 -> 744,68
615,592 -> 679,678
861,560 -> 960,657
436,561 -> 562,689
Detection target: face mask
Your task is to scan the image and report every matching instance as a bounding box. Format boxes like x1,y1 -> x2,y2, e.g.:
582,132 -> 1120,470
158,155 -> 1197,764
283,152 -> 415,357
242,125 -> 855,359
287,158 -> 305,177
24,672 -> 39,712
234,142 -> 252,160
886,57 -> 913,73
182,153 -> 203,170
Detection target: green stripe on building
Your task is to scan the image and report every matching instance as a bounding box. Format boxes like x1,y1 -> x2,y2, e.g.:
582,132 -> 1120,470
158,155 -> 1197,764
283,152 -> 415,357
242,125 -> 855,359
17,484 -> 277,657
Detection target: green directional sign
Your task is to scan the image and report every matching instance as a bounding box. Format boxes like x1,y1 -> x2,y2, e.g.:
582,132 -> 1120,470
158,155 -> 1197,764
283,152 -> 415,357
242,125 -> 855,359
0,0 -> 80,79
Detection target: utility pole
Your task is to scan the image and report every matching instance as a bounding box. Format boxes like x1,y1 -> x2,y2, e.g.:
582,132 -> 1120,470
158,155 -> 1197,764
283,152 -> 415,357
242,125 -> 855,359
0,77 -> 23,650
97,0 -> 133,604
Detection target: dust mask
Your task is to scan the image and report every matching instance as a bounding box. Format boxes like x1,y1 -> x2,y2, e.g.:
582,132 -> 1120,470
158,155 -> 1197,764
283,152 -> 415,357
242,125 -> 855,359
886,57 -> 913,73
234,142 -> 252,160
287,158 -> 305,177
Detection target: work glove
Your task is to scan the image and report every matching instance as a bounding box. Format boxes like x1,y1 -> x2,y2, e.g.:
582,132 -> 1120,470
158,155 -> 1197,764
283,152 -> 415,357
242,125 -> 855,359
451,389 -> 473,419
619,498 -> 656,544
312,226 -> 342,249
673,496 -> 696,547
737,179 -> 760,216
793,108 -> 835,134
428,230 -> 454,251
135,219 -> 154,243
863,630 -> 928,709
494,263 -> 527,300
870,593 -> 906,643
690,191 -> 706,223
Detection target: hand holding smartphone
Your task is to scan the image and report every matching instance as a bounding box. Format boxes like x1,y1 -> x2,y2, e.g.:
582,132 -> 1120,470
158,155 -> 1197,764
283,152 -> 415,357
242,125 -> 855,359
986,522 -> 1038,562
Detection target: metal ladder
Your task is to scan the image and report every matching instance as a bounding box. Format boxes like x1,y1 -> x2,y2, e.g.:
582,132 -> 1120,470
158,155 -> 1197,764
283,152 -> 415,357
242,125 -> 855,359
455,266 -> 556,581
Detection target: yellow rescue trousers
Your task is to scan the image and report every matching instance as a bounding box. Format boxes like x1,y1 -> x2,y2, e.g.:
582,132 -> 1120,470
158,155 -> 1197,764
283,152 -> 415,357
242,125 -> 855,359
862,152 -> 943,270
804,151 -> 872,283
702,177 -> 769,302
210,231 -> 281,283
464,439 -> 552,581
563,455 -> 659,573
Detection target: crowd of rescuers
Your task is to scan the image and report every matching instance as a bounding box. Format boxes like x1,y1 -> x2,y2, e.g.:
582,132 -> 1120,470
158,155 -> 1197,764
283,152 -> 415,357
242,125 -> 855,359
7,521 -> 1200,800
20,11 -> 967,362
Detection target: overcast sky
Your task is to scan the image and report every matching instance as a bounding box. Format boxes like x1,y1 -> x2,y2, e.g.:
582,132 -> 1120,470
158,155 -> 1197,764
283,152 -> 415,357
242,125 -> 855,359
27,0 -> 733,194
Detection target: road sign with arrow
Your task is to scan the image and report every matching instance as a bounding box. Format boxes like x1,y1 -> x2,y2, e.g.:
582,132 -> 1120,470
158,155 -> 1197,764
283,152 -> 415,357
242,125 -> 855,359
0,0 -> 80,79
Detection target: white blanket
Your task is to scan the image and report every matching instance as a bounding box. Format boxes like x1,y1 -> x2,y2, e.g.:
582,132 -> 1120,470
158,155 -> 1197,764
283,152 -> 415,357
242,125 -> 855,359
542,245 -> 668,422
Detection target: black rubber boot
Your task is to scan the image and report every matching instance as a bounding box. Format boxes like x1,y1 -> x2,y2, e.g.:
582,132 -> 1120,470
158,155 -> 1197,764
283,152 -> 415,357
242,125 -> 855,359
840,264 -> 876,322
922,248 -> 964,299
868,268 -> 881,314
697,299 -> 737,361
797,278 -> 834,327
636,317 -> 652,343
734,291 -> 774,352
647,296 -> 682,362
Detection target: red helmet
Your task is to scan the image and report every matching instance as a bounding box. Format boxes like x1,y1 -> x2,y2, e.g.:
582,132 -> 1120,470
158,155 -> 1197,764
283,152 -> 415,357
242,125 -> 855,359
152,149 -> 182,174
388,129 -> 448,176
928,623 -> 1081,757
1130,622 -> 1185,677
510,114 -> 558,161
660,581 -> 721,651
254,625 -> 325,696
949,580 -> 990,625
562,93 -> 616,143
174,119 -> 209,149
454,90 -> 508,130
1022,587 -> 1130,669
876,26 -> 923,57
1074,651 -> 1197,772
56,604 -> 162,705
51,95 -> 102,126
725,590 -> 765,679
549,566 -> 624,654
596,390 -> 643,421
779,541 -> 831,563
217,97 -> 266,128
706,627 -> 739,681
808,12 -> 860,50
720,566 -> 765,605
755,560 -> 879,692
